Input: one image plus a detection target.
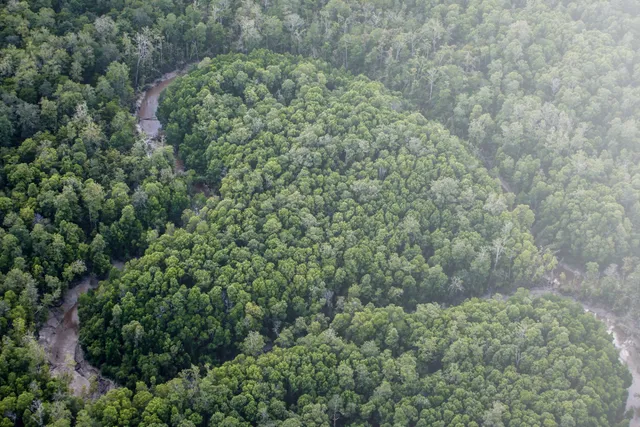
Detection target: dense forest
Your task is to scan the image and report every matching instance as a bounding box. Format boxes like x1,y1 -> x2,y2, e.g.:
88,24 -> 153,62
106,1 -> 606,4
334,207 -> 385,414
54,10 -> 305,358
79,51 -> 551,386
0,0 -> 638,425
77,294 -> 634,426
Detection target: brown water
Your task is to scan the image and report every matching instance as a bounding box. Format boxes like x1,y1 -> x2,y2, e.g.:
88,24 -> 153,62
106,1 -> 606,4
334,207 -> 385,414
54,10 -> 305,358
137,70 -> 188,176
38,276 -> 114,396
138,68 -> 213,186
553,262 -> 640,424
137,74 -> 178,138
38,71 -> 194,398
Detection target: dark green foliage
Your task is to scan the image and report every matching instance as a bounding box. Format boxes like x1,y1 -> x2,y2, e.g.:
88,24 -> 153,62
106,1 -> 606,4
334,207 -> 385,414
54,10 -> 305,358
0,1 -> 194,417
0,276 -> 80,427
1,0 -> 638,316
0,0 -> 638,424
81,292 -> 631,426
80,52 -> 551,386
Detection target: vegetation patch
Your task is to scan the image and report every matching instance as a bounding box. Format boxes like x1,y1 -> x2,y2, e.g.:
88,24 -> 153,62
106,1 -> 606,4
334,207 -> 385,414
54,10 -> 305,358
78,52 -> 552,386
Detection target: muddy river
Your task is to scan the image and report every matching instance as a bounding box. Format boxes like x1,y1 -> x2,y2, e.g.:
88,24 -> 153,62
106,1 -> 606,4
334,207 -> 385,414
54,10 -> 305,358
38,68 -> 199,398
555,263 -> 640,424
137,67 -> 213,192
38,275 -> 115,396
590,308 -> 640,424
38,72 -> 188,397
136,69 -> 190,178
137,71 -> 180,138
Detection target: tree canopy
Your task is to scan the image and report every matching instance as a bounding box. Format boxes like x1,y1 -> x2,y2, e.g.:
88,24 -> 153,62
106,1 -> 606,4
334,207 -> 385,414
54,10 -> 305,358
79,292 -> 631,427
0,0 -> 638,425
79,52 -> 553,386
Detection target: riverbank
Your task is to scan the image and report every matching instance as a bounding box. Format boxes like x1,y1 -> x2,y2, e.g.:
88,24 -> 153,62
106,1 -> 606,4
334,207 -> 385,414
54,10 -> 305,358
136,67 -> 189,172
137,64 -> 214,196
34,68 -> 198,398
136,67 -> 189,138
38,275 -> 115,397
35,67 -> 190,397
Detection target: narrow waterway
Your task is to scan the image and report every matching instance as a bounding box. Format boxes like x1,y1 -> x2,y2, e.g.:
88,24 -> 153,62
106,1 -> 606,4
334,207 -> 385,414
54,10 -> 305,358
553,263 -> 640,424
588,307 -> 640,424
137,71 -> 180,138
137,67 -> 214,197
136,69 -> 186,175
38,275 -> 115,396
38,67 -> 206,398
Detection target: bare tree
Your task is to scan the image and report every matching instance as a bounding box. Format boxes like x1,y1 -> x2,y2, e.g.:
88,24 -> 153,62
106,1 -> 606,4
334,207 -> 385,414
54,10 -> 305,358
515,323 -> 527,369
425,18 -> 445,55
449,276 -> 464,295
30,400 -> 45,427
493,221 -> 513,268
328,394 -> 343,427
284,14 -> 305,54
211,0 -> 229,23
134,28 -> 160,89
323,289 -> 335,309
426,67 -> 441,101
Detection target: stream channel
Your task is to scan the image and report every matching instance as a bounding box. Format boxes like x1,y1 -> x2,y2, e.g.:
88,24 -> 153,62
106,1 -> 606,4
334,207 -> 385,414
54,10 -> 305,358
35,69 -> 185,397
38,274 -> 116,396
38,68 -> 640,424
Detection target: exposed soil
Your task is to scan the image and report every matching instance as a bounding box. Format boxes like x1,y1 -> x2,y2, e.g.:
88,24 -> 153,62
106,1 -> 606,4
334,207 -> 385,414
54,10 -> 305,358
174,150 -> 185,173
